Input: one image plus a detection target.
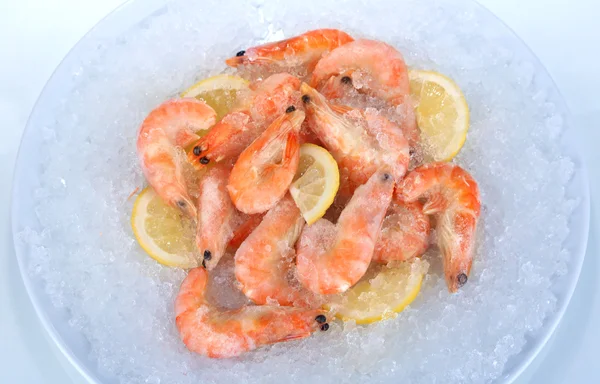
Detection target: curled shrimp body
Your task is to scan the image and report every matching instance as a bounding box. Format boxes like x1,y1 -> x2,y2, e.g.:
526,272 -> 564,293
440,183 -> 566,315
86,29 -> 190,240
175,267 -> 328,358
310,39 -> 418,146
235,195 -> 318,308
196,164 -> 244,270
137,98 -> 217,218
228,109 -> 305,214
226,29 -> 354,71
296,170 -> 395,294
373,200 -> 430,264
301,83 -> 409,194
187,73 -> 301,170
397,163 -> 481,292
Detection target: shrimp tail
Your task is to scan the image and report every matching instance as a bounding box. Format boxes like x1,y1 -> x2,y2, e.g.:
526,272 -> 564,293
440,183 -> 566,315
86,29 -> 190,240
261,131 -> 299,178
228,213 -> 265,248
283,131 -> 300,168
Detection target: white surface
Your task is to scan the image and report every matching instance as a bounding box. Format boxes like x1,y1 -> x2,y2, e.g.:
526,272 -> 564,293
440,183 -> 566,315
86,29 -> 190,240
0,0 -> 598,382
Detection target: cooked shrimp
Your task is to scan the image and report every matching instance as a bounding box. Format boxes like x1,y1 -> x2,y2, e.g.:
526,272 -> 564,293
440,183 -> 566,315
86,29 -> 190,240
301,82 -> 409,194
228,109 -> 305,214
137,98 -> 217,218
187,73 -> 301,170
397,163 -> 480,292
235,195 -> 319,308
226,29 -> 354,72
310,39 -> 418,146
175,267 -> 329,358
296,170 -> 395,294
196,164 -> 244,270
373,200 -> 430,264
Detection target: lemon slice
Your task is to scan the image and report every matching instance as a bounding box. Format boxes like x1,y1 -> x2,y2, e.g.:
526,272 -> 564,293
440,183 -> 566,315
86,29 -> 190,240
325,259 -> 429,324
409,69 -> 470,161
181,74 -> 249,120
289,143 -> 340,225
131,187 -> 198,268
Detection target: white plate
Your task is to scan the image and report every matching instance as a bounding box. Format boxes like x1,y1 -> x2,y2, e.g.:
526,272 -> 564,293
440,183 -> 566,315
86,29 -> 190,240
11,0 -> 590,382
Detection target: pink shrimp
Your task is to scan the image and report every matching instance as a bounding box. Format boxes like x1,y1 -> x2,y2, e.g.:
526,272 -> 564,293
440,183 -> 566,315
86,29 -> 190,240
235,194 -> 319,308
175,267 -> 329,359
310,39 -> 418,146
228,109 -> 305,214
296,170 -> 395,294
195,164 -> 245,270
300,82 -> 409,195
373,200 -> 430,264
137,98 -> 216,218
187,73 -> 301,170
225,29 -> 354,72
397,163 -> 481,292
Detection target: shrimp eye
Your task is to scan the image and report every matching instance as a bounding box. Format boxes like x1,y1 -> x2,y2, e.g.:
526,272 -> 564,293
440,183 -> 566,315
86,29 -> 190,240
320,323 -> 330,331
236,50 -> 246,57
341,76 -> 352,85
203,250 -> 212,260
285,105 -> 296,113
382,173 -> 392,181
193,146 -> 202,156
199,156 -> 210,165
315,314 -> 327,324
457,273 -> 468,287
302,95 -> 311,104
177,201 -> 187,208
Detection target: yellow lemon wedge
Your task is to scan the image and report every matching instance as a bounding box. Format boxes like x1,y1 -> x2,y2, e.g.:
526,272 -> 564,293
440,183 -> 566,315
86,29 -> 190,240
289,143 -> 340,225
131,187 -> 198,268
181,74 -> 249,120
325,258 -> 429,325
409,69 -> 470,161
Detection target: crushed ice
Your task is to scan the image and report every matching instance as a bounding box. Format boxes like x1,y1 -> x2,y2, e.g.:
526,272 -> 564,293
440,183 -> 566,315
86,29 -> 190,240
17,0 -> 579,382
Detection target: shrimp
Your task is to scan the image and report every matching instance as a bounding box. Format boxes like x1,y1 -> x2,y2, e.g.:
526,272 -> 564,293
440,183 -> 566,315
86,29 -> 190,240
296,170 -> 395,294
396,163 -> 481,292
175,267 -> 329,358
373,200 -> 430,264
235,194 -> 319,308
187,73 -> 301,170
226,29 -> 354,72
310,39 -> 418,146
228,109 -> 305,214
137,98 -> 217,218
196,164 -> 245,270
300,82 -> 409,195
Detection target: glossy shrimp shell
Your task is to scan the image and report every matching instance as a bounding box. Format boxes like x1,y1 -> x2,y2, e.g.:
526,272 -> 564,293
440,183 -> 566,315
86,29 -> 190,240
175,268 -> 328,358
397,162 -> 481,292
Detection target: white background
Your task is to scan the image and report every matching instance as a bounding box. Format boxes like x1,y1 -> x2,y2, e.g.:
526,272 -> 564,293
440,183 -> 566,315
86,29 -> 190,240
1,0 -> 599,382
